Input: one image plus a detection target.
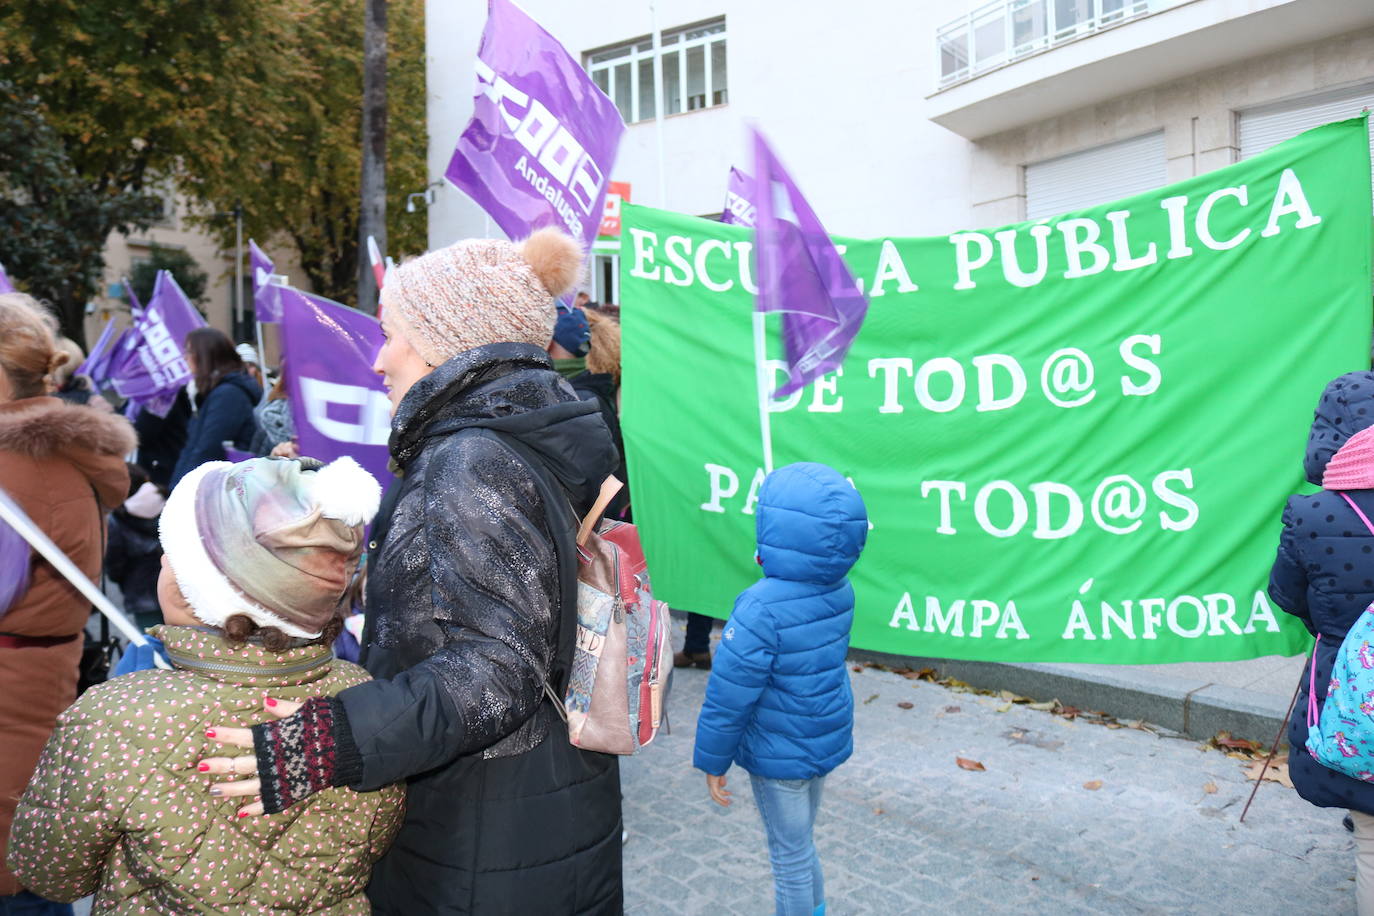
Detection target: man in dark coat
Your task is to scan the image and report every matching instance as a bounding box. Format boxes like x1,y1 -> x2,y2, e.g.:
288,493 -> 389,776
1269,370 -> 1374,907
201,227 -> 624,915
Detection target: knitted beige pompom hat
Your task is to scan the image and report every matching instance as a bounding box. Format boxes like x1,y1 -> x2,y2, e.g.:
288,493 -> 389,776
383,226 -> 584,366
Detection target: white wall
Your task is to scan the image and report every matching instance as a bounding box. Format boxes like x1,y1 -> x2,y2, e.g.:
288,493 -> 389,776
424,0 -> 978,251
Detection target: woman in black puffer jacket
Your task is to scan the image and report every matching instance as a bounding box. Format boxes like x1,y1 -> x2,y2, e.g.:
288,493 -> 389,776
1270,370 -> 1374,912
169,328 -> 261,488
201,227 -> 624,915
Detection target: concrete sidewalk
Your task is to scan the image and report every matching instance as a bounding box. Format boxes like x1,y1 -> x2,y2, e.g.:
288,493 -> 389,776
674,612 -> 1308,742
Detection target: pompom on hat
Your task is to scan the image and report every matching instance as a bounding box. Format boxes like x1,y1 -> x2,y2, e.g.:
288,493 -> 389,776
383,226 -> 583,366
1324,425 -> 1374,491
159,456 -> 382,639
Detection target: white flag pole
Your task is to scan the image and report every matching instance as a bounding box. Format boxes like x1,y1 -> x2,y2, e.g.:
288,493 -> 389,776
752,311 -> 775,475
0,486 -> 165,662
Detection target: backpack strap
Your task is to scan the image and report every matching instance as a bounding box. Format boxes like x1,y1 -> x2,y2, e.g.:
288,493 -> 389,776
1308,633 -> 1322,729
1340,492 -> 1374,537
469,428 -> 582,702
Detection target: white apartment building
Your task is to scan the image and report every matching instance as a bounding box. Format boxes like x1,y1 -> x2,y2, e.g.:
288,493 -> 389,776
424,0 -> 1374,305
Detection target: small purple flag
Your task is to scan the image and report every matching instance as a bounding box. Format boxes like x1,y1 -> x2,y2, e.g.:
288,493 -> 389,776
250,239 -> 284,322
76,317 -> 118,384
0,516 -> 31,621
752,129 -> 869,400
279,287 -> 392,489
721,168 -> 757,228
0,262 -> 16,295
108,271 -> 207,417
444,0 -> 625,250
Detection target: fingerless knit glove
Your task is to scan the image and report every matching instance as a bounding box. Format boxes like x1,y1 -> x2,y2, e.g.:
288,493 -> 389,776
251,696 -> 364,814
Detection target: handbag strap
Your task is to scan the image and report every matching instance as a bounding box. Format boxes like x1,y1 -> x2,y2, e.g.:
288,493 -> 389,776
1341,492 -> 1374,537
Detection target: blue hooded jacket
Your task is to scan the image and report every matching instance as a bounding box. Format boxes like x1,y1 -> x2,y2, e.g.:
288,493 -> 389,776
693,462 -> 868,780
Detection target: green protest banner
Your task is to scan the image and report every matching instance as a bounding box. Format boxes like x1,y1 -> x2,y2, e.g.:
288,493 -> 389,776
620,117 -> 1373,664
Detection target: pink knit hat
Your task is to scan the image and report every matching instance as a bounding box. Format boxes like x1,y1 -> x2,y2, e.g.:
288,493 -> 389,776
384,226 -> 583,366
1323,425 -> 1374,490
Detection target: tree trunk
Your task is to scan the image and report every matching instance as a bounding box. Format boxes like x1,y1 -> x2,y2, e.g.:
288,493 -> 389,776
357,0 -> 388,316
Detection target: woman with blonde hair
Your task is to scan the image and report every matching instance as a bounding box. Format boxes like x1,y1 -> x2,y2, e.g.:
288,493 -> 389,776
0,293 -> 134,915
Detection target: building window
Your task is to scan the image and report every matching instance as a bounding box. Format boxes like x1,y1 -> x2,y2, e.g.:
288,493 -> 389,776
1239,82 -> 1374,210
586,18 -> 727,124
937,0 -> 1150,88
1024,131 -> 1166,220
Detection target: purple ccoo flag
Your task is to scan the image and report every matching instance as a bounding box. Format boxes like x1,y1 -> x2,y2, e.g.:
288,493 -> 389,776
721,167 -> 757,228
445,0 -> 625,251
108,270 -> 207,417
278,287 -> 391,489
752,128 -> 869,400
0,262 -> 16,294
250,239 -> 285,322
76,317 -> 119,386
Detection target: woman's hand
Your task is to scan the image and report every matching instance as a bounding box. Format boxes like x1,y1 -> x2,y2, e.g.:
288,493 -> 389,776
198,697 -> 304,817
270,439 -> 300,459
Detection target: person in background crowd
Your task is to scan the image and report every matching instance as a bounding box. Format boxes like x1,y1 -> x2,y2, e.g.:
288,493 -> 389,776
104,464 -> 165,632
570,309 -> 630,521
131,388 -> 191,490
677,612 -> 719,669
9,456 -> 404,913
198,227 -> 623,914
1268,371 -> 1374,915
251,362 -> 295,457
573,290 -> 591,309
236,342 -> 265,392
547,304 -> 590,379
49,337 -> 104,411
169,328 -> 262,488
0,293 -> 134,916
694,463 -> 868,916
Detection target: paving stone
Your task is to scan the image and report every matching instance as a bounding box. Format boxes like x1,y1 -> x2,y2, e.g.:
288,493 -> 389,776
624,656 -> 1358,914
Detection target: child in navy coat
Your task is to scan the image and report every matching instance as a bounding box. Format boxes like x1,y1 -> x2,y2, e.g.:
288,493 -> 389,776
694,462 -> 868,916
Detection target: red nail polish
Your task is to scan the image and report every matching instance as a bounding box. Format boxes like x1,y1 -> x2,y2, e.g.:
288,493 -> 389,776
265,698 -> 277,708
205,730 -> 216,739
198,763 -> 210,772
237,811 -> 250,818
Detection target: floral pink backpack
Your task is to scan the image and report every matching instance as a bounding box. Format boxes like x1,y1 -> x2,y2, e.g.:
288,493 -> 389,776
542,478 -> 672,755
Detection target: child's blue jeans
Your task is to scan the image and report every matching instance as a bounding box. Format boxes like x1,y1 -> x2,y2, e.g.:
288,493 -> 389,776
749,773 -> 826,916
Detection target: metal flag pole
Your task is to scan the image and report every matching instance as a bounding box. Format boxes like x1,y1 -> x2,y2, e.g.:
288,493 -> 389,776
753,311 -> 775,475
0,485 -> 166,664
648,0 -> 667,207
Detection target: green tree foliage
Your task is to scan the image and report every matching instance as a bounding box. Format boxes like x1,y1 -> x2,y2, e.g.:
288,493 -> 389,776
128,244 -> 209,311
0,82 -> 164,347
0,0 -> 428,334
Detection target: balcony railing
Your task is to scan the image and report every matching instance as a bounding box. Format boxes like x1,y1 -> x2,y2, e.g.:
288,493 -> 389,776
937,0 -> 1152,89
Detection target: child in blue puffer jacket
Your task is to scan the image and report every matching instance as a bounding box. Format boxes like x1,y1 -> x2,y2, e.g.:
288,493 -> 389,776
694,462 -> 868,916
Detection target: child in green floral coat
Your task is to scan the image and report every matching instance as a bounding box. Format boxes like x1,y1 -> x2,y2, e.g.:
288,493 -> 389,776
7,456 -> 404,914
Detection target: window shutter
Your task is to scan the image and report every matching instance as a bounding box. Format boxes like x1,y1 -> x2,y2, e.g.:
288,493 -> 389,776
1239,83 -> 1374,209
1025,131 -> 1167,220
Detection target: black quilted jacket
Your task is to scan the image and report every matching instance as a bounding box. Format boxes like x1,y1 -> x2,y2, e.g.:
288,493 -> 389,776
1270,371 -> 1374,816
337,343 -> 623,914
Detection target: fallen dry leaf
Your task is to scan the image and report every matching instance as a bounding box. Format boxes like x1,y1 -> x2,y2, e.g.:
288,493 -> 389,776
956,757 -> 986,772
873,807 -> 884,815
1211,731 -> 1265,755
851,665 -> 863,673
1243,760 -> 1293,789
1203,781 -> 1218,794
1083,780 -> 1103,791
863,693 -> 879,705
1027,700 -> 1057,711
897,701 -> 914,710
944,705 -> 962,714
996,701 -> 1014,713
